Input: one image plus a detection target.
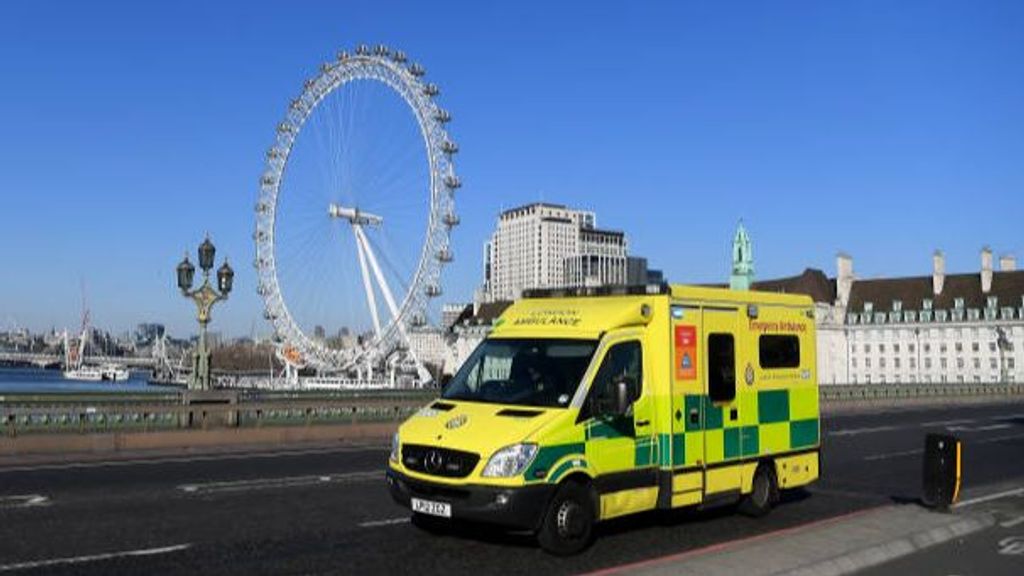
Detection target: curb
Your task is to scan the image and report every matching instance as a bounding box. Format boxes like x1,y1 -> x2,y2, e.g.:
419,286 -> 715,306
783,512 -> 995,576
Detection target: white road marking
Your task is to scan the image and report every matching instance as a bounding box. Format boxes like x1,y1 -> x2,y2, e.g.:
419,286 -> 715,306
997,535 -> 1024,555
954,487 -> 1024,509
358,517 -> 410,528
0,494 -> 50,509
1000,515 -> 1024,529
177,470 -> 380,494
920,419 -> 974,427
864,448 -> 923,461
947,423 -> 1013,432
0,445 -> 386,474
0,543 -> 191,572
829,425 -> 899,437
990,413 -> 1024,422
864,431 -> 1024,462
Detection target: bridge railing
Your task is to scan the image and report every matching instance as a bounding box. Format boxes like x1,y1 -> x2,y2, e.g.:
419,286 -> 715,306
819,382 -> 1024,402
1,389 -> 436,437
1,383 -> 1022,436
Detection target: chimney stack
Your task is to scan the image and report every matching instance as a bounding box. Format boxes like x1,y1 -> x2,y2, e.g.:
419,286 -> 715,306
1000,254 -> 1017,272
932,250 -> 945,295
836,252 -> 854,308
981,246 -> 994,293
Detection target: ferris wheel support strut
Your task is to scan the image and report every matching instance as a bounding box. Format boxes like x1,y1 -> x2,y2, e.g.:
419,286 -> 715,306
352,224 -> 383,337
352,225 -> 432,384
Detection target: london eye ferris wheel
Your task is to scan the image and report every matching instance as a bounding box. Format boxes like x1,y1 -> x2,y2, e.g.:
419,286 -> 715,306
254,44 -> 460,380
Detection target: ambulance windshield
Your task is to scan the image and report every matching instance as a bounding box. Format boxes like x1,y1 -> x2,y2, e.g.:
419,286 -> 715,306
442,338 -> 598,408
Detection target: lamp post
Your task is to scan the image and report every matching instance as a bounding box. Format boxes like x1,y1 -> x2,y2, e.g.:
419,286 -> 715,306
177,236 -> 233,390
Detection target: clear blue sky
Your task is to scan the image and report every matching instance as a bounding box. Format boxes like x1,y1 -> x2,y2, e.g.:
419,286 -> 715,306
1,1 -> 1022,337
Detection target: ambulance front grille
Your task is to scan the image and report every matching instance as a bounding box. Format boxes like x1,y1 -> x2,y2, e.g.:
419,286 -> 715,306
402,444 -> 480,478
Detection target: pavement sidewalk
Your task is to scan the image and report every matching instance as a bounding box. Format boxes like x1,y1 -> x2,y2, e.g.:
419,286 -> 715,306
596,502 -> 995,576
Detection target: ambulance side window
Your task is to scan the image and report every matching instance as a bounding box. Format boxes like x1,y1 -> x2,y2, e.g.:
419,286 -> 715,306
580,341 -> 642,420
707,333 -> 736,402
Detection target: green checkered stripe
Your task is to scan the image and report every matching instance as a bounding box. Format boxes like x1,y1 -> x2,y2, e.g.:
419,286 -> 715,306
647,387 -> 819,468
524,387 -> 818,481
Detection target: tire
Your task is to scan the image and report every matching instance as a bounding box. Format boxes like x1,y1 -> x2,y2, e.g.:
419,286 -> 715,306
739,463 -> 779,517
537,481 -> 596,556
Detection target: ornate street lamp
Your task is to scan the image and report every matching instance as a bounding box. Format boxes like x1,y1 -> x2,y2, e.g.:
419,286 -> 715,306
177,236 -> 233,390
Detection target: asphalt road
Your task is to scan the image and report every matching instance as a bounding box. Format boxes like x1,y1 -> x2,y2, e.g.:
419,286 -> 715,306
1,402 -> 1023,575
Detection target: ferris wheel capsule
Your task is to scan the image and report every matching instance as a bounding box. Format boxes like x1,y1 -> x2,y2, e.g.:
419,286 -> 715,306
436,248 -> 453,263
374,44 -> 390,56
336,50 -> 349,61
444,175 -> 461,190
442,212 -> 460,227
392,50 -> 407,63
423,83 -> 439,97
425,284 -> 442,298
441,140 -> 459,155
433,109 -> 451,123
408,63 -> 425,77
355,44 -> 370,55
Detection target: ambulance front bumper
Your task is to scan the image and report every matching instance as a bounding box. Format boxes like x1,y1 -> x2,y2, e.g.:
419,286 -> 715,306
386,467 -> 555,531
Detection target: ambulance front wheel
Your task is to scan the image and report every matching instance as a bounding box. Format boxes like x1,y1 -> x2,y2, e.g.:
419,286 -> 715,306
739,463 -> 779,517
537,481 -> 595,556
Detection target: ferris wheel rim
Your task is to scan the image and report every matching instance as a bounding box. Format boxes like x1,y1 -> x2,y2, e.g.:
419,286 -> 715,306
254,46 -> 458,372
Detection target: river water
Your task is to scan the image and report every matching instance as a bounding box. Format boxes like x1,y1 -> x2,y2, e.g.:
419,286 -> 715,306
0,367 -> 179,393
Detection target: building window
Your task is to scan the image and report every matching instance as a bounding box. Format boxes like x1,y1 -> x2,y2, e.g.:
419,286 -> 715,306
987,296 -> 998,309
852,358 -> 858,368
894,358 -> 901,369
909,343 -> 915,353
956,342 -> 963,353
990,342 -> 997,352
894,343 -> 901,354
941,358 -> 948,369
880,358 -> 887,368
910,358 -> 916,369
954,298 -> 965,310
957,358 -> 965,369
923,299 -> 933,310
879,344 -> 886,353
973,358 -> 981,369
1010,358 -> 1017,369
990,358 -> 998,369
866,358 -> 872,369
925,358 -> 932,369
924,343 -> 931,353
864,302 -> 874,313
864,344 -> 871,353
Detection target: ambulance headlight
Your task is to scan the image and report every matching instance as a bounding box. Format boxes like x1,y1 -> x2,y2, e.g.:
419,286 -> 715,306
390,432 -> 400,462
481,443 -> 538,477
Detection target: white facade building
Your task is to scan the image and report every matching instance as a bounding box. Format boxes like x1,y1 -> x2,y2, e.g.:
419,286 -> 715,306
482,203 -> 627,301
821,249 -> 1024,385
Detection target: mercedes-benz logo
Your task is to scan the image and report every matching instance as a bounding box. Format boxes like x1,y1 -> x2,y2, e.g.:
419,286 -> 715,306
425,450 -> 444,473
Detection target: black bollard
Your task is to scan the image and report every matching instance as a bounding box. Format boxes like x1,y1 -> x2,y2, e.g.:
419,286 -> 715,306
922,433 -> 961,511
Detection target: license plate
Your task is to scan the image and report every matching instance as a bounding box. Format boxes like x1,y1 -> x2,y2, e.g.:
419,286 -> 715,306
411,497 -> 451,518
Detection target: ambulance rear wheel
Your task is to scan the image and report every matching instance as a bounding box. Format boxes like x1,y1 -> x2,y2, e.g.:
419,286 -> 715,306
740,463 -> 778,517
537,481 -> 595,556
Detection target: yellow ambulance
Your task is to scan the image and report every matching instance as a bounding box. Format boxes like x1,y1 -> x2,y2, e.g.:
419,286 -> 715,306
386,284 -> 820,554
